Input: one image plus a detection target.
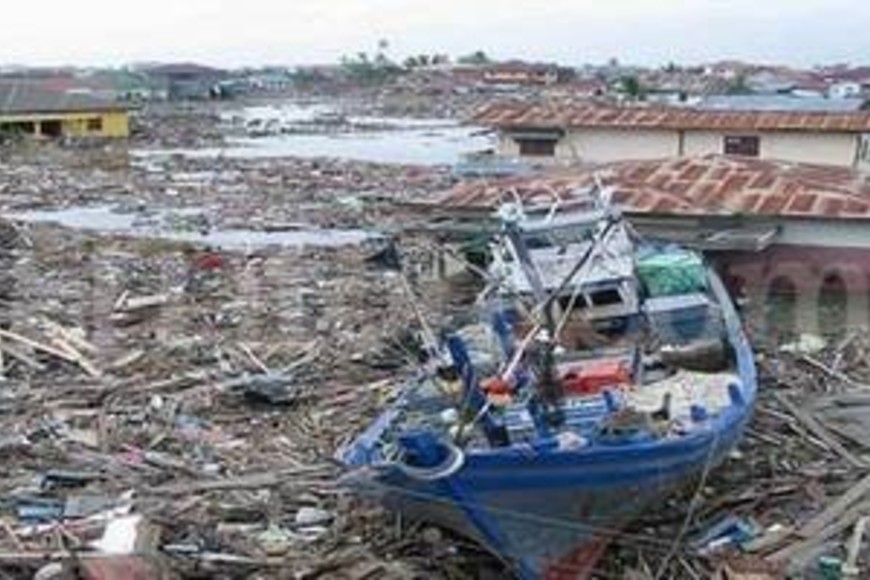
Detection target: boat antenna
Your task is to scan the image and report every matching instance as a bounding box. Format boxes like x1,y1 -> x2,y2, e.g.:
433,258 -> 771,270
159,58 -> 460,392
542,184 -> 562,223
497,204 -> 564,426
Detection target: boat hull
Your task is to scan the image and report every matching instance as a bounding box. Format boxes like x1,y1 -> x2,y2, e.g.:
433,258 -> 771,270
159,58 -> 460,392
341,267 -> 757,579
348,410 -> 749,579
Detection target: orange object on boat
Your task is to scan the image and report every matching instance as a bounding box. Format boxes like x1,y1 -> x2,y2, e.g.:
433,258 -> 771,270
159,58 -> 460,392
482,376 -> 514,406
482,377 -> 513,395
560,360 -> 631,396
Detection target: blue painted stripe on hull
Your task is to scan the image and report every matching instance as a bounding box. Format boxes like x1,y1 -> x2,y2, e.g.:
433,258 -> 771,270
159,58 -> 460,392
341,269 -> 759,579
374,470 -> 687,578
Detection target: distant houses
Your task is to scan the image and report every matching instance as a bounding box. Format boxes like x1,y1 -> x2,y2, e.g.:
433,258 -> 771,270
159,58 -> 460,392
480,62 -> 562,86
634,71 -> 732,105
0,82 -> 129,139
447,61 -> 571,91
473,101 -> 870,168
139,63 -> 229,100
696,95 -> 868,113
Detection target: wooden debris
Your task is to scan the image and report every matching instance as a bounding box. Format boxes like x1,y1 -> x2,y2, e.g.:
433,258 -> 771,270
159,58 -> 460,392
842,515 -> 868,578
796,472 -> 870,539
114,293 -> 171,313
773,392 -> 867,469
146,465 -> 336,496
41,318 -> 98,355
766,501 -> 870,566
799,354 -> 870,390
0,327 -> 100,377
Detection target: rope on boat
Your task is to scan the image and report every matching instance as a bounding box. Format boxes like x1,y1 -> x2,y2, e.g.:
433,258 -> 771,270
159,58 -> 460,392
394,439 -> 466,481
653,427 -> 721,580
361,474 -> 707,554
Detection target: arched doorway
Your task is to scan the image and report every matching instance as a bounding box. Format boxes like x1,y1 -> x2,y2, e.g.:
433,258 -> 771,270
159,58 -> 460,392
767,275 -> 798,341
818,272 -> 848,337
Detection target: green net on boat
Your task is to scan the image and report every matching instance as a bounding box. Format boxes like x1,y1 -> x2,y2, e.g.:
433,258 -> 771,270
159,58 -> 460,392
637,248 -> 707,297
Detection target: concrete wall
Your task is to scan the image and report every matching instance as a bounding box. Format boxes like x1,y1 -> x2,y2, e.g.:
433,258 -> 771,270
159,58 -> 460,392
499,126 -> 862,167
683,130 -> 858,165
683,130 -> 724,156
760,132 -> 858,166
0,110 -> 129,138
62,111 -> 129,138
718,245 -> 870,339
555,128 -> 678,163
497,134 -> 521,158
777,219 -> 870,250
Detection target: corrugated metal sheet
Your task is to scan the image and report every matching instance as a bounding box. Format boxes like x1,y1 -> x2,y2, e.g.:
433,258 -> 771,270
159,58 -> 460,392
473,101 -> 870,133
428,154 -> 870,220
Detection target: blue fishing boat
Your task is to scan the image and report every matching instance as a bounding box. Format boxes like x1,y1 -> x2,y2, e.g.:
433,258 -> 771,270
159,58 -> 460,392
339,189 -> 757,579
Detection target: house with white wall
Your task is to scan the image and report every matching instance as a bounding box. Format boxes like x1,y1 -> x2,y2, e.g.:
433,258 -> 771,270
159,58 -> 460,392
424,154 -> 870,339
474,101 -> 870,169
829,81 -> 863,99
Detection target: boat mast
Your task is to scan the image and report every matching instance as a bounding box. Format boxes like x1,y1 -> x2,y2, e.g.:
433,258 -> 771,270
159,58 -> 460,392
501,214 -> 564,426
496,184 -> 620,427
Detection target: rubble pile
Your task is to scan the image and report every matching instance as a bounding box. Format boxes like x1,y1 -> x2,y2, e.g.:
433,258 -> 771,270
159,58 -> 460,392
6,98 -> 870,579
131,103 -> 227,150
11,211 -> 870,579
0,221 -> 487,579
0,147 -> 452,234
604,332 -> 870,579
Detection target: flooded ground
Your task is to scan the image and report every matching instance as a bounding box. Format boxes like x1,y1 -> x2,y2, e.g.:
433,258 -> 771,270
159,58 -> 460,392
5,205 -> 380,250
134,101 -> 494,166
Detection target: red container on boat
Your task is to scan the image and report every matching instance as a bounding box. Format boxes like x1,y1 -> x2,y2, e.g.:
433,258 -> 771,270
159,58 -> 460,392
560,360 -> 630,396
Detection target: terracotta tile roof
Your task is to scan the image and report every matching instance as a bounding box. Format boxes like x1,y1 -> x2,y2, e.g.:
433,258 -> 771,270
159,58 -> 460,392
429,155 -> 870,220
472,101 -> 870,133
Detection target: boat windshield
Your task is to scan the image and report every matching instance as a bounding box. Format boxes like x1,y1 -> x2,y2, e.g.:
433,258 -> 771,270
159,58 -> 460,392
521,225 -> 595,249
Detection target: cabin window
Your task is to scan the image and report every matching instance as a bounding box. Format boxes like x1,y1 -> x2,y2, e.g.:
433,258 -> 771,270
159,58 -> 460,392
723,135 -> 759,157
524,235 -> 554,249
87,118 -> 103,132
589,288 -> 622,306
559,294 -> 589,311
517,138 -> 556,157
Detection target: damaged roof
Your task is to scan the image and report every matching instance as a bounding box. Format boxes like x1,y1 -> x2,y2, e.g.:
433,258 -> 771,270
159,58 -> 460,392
430,155 -> 870,220
473,101 -> 870,133
0,81 -> 126,115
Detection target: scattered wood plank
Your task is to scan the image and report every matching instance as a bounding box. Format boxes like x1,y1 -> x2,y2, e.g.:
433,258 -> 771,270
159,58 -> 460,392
796,472 -> 870,539
843,515 -> 868,577
767,500 -> 870,565
48,335 -> 102,378
103,371 -> 209,400
0,341 -> 46,371
146,464 -> 335,496
237,342 -> 270,373
774,392 -> 867,469
115,293 -> 170,312
0,328 -> 100,377
743,525 -> 795,554
41,318 -> 98,355
800,354 -> 870,390
181,552 -> 287,567
106,349 -> 146,372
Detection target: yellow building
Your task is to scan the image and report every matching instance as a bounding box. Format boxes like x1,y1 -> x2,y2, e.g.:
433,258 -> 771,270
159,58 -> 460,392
0,82 -> 129,139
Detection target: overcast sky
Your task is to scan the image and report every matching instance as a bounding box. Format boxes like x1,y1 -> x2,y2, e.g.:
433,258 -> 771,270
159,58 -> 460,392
5,0 -> 870,68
